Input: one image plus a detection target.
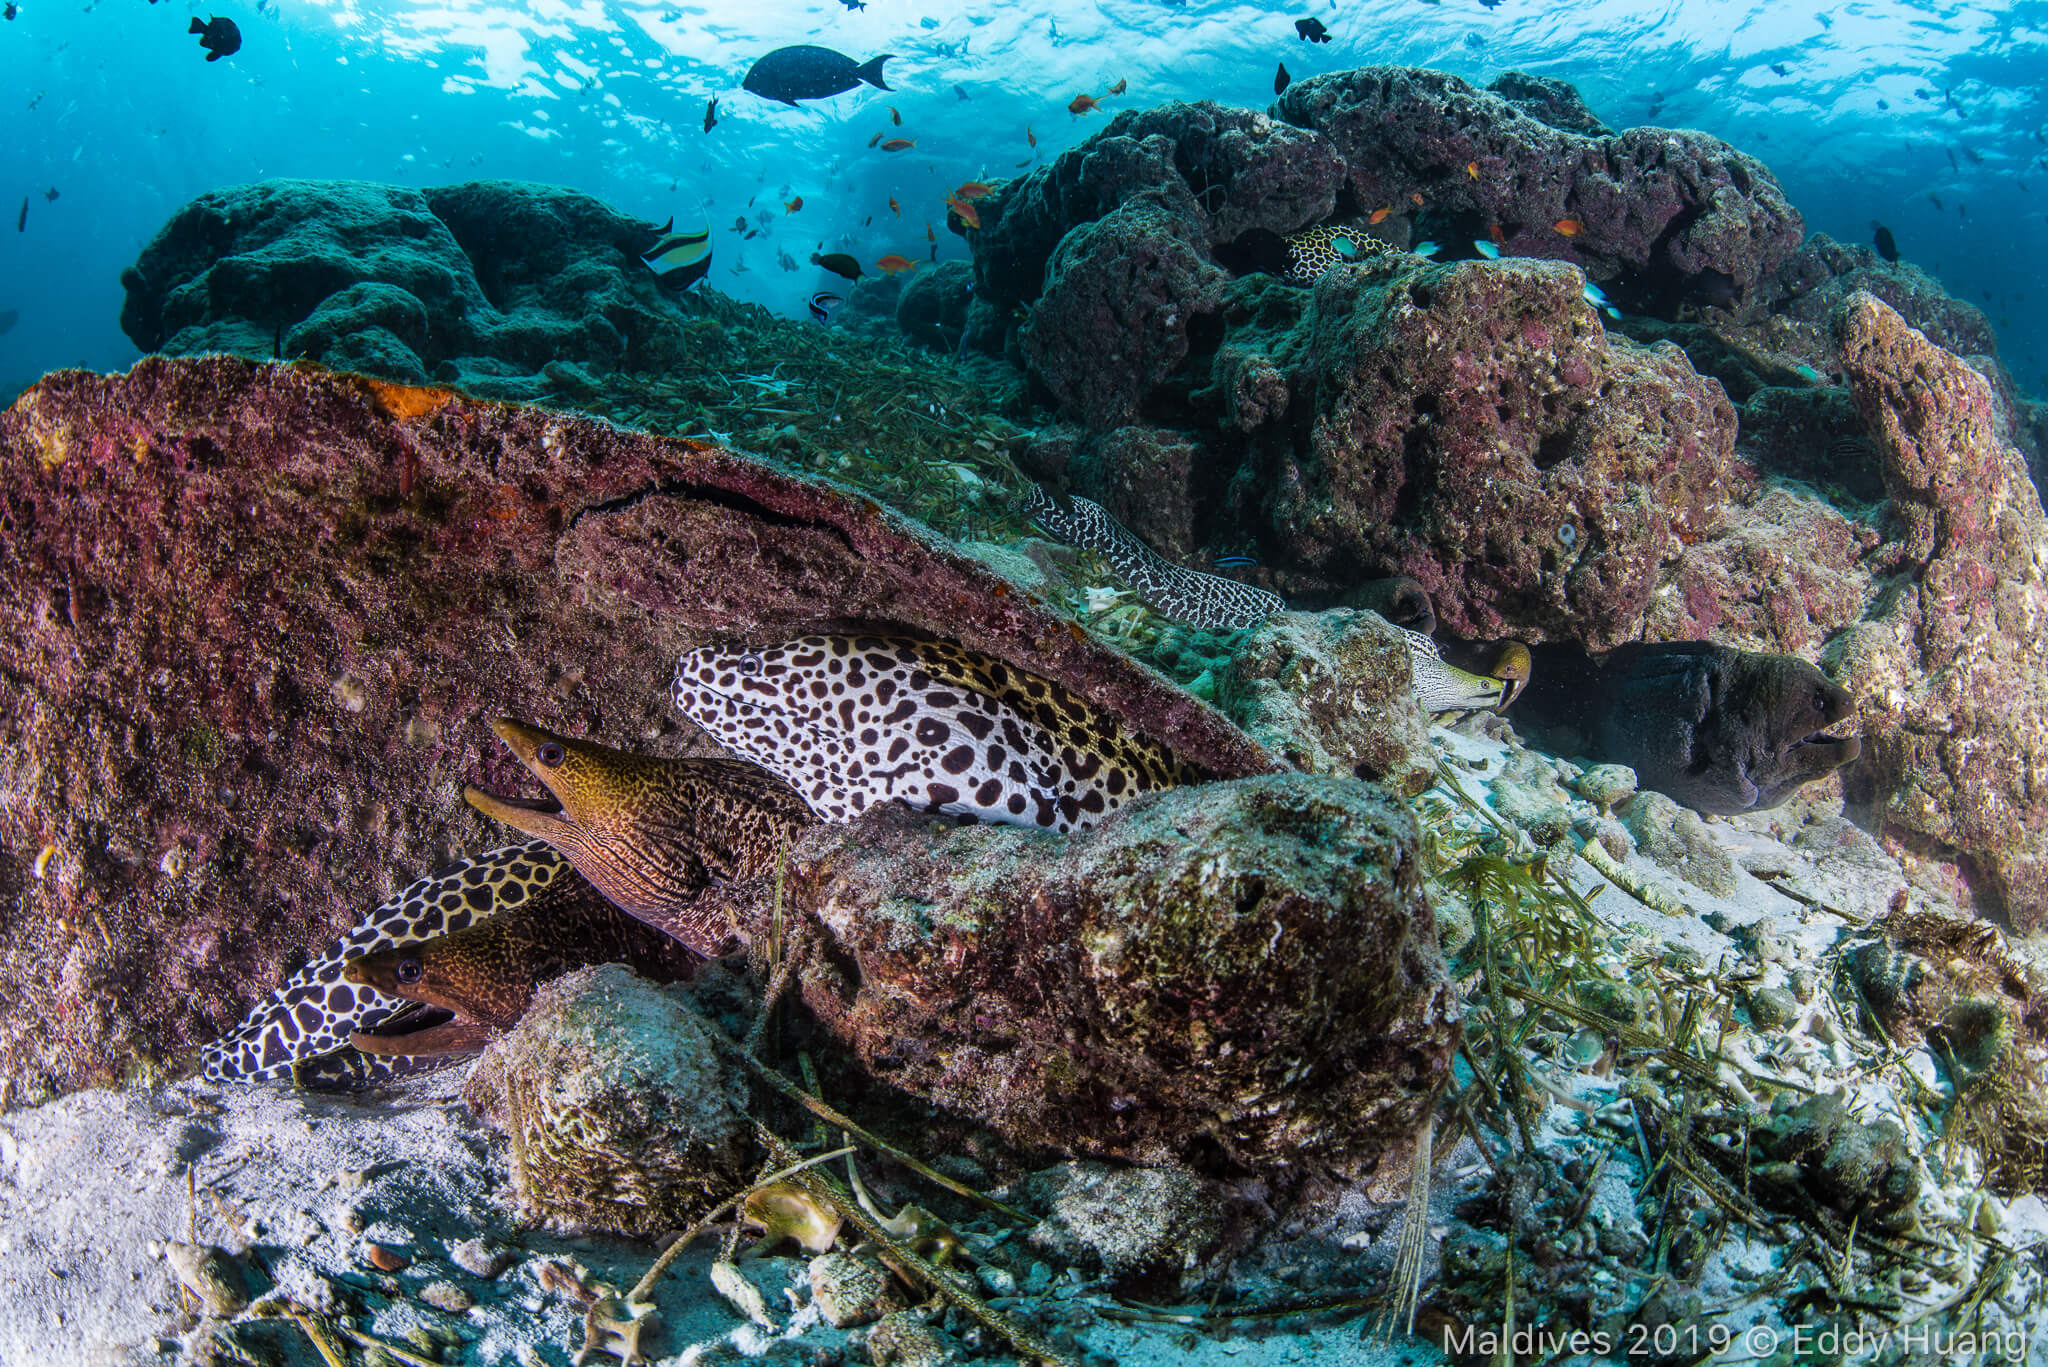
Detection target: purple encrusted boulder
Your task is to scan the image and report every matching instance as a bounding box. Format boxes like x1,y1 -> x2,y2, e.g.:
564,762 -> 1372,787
1274,67 -> 1803,300
0,357 -> 1277,1102
1266,255 -> 1739,649
1022,195 -> 1229,430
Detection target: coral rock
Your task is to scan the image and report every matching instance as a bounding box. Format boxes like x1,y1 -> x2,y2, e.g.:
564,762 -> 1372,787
1022,1160 -> 1223,1286
894,260 -> 976,352
1024,196 -> 1227,430
0,356 -> 1269,1101
1276,67 -> 1802,295
462,965 -> 748,1235
120,179 -> 692,402
806,1251 -> 906,1329
974,103 -> 1343,307
1274,257 -> 1738,648
757,772 -> 1452,1179
1832,292 -> 2048,927
1217,609 -> 1436,795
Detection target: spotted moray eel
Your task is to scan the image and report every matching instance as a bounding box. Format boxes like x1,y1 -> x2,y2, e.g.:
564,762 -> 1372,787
671,633 -> 1203,832
1020,485 -> 1284,632
200,841 -> 574,1085
1282,223 -> 1394,284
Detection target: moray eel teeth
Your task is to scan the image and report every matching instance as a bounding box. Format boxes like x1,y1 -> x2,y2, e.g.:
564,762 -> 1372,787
1021,485 -> 1284,632
199,841 -> 573,1085
463,719 -> 812,938
1403,628 -> 1511,716
672,633 -> 1201,832
1487,641 -> 1534,708
339,892 -> 690,1058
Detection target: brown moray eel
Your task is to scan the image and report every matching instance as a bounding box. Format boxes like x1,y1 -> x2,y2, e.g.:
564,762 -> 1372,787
341,893 -> 694,1059
1517,641 -> 1860,815
463,719 -> 815,951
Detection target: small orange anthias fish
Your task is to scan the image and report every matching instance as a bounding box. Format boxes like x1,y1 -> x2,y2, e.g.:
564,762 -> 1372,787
1108,77 -> 1127,95
1488,222 -> 1506,244
1026,125 -> 1038,147
868,131 -> 884,148
955,181 -> 993,200
924,221 -> 936,241
1466,160 -> 1479,179
888,196 -> 901,216
785,196 -> 803,213
877,254 -> 917,273
1368,206 -> 1392,224
1554,218 -> 1582,236
945,194 -> 981,229
1410,191 -> 1425,207
889,106 -> 902,126
880,138 -> 916,152
1069,93 -> 1099,115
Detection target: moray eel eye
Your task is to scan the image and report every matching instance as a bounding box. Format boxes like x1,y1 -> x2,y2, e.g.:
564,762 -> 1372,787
737,653 -> 765,677
535,742 -> 565,767
395,958 -> 423,986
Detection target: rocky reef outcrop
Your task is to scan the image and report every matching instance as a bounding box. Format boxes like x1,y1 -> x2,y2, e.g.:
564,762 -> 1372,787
959,79 -> 2048,927
730,772 -> 1449,1177
0,357 -> 1274,1102
118,180 -> 702,401
1828,295 -> 2048,920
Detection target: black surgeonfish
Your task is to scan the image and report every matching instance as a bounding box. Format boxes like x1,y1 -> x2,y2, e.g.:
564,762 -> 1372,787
190,15 -> 241,60
742,46 -> 892,107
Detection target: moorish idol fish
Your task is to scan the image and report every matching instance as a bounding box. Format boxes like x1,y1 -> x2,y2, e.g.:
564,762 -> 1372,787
642,214 -> 712,288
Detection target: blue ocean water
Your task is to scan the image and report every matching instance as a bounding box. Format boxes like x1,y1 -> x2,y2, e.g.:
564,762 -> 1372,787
0,0 -> 2043,396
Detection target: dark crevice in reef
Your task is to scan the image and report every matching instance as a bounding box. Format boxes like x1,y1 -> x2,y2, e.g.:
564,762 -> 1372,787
567,479 -> 860,558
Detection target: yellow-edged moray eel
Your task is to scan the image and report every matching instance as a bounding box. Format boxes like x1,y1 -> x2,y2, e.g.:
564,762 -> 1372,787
202,721 -> 811,1087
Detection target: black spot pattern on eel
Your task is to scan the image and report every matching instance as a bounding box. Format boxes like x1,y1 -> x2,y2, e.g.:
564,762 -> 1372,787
1020,486 -> 1285,631
199,842 -> 573,1085
670,634 -> 1203,832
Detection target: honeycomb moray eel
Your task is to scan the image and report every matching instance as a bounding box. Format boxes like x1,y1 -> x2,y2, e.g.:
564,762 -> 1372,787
199,841 -> 574,1084
671,633 -> 1206,831
461,718 -> 814,949
1282,222 -> 1395,284
1020,482 -> 1519,714
204,721 -> 812,1087
1020,485 -> 1285,632
340,894 -> 693,1060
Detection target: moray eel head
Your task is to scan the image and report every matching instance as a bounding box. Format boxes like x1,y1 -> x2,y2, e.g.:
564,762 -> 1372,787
1713,650 -> 1862,811
1594,644 -> 1861,815
1487,642 -> 1534,708
464,718 -> 806,923
341,924 -> 540,1056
